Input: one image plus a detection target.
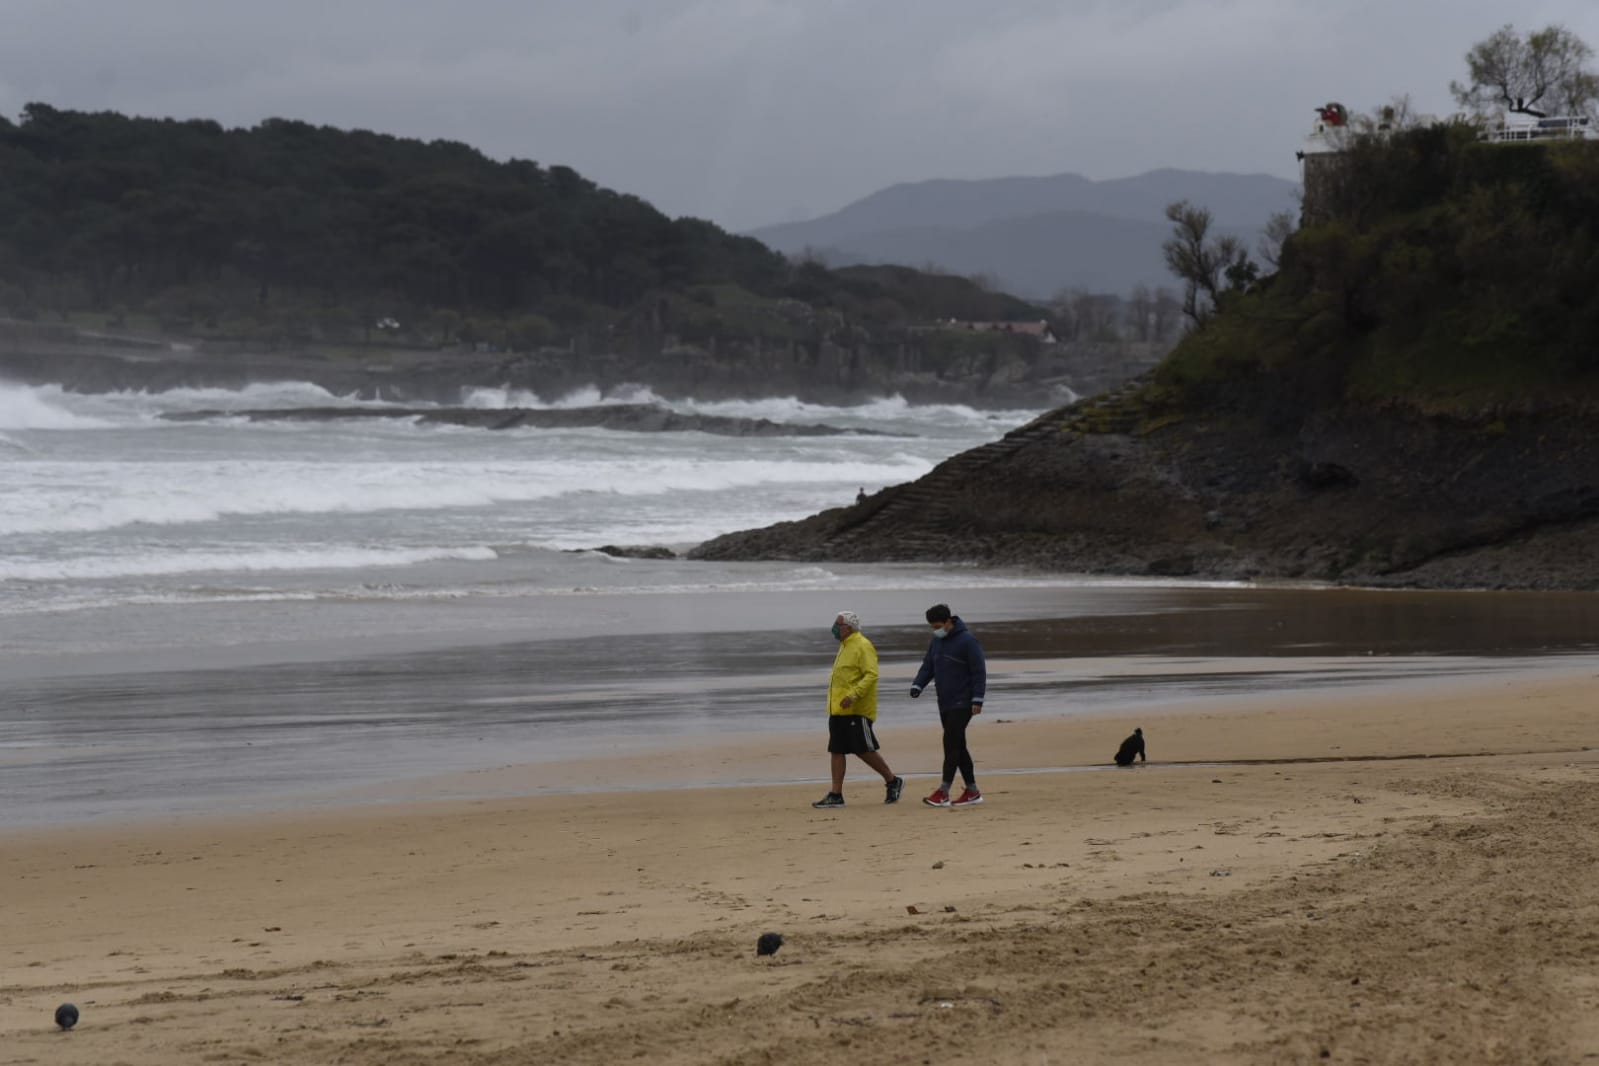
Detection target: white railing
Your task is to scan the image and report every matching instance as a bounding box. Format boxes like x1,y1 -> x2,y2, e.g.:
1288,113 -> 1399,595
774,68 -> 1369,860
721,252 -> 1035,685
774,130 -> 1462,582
1481,116 -> 1593,143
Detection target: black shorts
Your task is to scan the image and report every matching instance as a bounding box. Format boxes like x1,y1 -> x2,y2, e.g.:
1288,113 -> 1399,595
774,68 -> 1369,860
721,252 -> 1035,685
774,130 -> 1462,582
827,714 -> 880,755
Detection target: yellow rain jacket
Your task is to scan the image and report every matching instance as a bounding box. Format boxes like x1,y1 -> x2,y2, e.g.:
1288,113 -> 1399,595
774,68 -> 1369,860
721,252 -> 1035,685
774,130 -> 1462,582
828,631 -> 879,720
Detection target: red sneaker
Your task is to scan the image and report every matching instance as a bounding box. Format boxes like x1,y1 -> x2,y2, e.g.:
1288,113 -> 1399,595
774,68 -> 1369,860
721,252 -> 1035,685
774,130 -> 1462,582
922,788 -> 950,808
951,787 -> 983,808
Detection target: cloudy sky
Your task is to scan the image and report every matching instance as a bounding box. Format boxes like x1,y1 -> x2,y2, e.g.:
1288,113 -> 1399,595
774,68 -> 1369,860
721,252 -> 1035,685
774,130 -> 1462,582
2,0 -> 1596,230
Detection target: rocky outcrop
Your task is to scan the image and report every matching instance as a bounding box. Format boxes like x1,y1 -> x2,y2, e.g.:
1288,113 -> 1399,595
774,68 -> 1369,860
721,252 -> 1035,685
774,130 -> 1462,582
161,404 -> 891,437
691,384 -> 1599,590
586,545 -> 678,559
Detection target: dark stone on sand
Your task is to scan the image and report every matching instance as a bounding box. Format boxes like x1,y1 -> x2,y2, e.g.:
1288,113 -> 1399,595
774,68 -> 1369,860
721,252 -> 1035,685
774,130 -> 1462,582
1298,461 -> 1358,490
756,932 -> 784,957
55,1003 -> 78,1030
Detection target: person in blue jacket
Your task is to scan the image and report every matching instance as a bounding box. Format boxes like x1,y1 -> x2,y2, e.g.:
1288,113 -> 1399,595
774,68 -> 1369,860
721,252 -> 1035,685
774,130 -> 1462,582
910,603 -> 987,808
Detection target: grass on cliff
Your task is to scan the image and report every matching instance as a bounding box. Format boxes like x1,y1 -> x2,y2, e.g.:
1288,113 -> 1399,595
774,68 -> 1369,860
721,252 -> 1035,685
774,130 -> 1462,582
1150,126 -> 1599,418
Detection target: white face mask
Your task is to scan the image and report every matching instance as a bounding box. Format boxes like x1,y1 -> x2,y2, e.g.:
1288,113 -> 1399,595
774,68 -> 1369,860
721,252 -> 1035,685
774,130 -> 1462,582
932,625 -> 950,639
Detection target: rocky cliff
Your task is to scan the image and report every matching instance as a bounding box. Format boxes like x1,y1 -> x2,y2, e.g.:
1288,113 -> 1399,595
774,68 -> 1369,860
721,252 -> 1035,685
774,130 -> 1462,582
691,383 -> 1599,590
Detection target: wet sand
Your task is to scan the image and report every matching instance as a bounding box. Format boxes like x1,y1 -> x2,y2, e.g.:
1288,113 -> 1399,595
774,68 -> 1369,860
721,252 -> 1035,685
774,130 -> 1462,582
4,667 -> 1599,1064
9,581 -> 1599,827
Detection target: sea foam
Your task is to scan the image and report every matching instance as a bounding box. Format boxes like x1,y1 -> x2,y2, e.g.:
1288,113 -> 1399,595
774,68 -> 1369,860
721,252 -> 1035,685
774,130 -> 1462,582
0,382 -> 112,430
0,454 -> 932,537
0,544 -> 500,582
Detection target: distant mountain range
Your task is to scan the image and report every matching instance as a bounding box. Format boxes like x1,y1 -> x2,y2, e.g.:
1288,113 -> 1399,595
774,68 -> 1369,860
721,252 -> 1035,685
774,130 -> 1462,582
749,169 -> 1300,299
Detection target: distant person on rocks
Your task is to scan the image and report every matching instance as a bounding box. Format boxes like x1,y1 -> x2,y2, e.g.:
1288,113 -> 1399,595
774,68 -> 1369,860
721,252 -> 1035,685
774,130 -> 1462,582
812,610 -> 903,809
911,604 -> 987,808
856,486 -> 868,504
1115,727 -> 1146,767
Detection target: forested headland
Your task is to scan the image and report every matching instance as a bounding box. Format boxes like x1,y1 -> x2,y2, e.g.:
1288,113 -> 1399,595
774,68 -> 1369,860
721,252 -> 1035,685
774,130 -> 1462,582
695,125 -> 1599,589
0,105 -> 1117,402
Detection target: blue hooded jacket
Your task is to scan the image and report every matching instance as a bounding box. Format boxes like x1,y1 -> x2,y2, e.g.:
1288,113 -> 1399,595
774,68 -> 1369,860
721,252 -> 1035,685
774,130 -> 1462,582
912,616 -> 987,710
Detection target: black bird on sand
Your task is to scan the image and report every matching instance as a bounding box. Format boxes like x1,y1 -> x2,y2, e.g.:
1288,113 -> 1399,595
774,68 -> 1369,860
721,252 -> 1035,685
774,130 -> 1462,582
756,932 -> 784,956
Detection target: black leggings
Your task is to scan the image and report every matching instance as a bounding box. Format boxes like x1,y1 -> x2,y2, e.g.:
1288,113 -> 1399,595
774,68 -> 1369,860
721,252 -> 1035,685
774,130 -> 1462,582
940,705 -> 975,786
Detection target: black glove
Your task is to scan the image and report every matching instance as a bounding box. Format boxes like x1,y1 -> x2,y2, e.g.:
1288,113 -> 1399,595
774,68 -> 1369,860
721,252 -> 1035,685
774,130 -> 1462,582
909,686 -> 922,698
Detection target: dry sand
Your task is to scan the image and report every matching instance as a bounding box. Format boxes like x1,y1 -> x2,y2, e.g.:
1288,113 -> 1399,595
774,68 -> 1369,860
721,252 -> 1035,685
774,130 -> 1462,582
4,669 -> 1599,1064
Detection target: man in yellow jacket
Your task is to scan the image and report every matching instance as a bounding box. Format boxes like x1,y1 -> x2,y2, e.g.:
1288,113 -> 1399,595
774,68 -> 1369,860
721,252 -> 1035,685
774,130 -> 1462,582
813,610 -> 904,809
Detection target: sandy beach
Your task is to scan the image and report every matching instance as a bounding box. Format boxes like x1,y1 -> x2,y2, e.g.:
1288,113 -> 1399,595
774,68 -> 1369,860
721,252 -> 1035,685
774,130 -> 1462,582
5,666 -> 1599,1065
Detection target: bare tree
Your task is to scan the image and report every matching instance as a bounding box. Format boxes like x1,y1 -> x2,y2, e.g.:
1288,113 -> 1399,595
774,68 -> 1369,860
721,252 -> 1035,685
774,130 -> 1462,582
1068,291 -> 1096,339
1125,284 -> 1154,343
1381,93 -> 1418,130
1161,201 -> 1253,328
1049,288 -> 1081,342
1450,24 -> 1599,118
1151,288 -> 1182,343
1257,210 -> 1297,271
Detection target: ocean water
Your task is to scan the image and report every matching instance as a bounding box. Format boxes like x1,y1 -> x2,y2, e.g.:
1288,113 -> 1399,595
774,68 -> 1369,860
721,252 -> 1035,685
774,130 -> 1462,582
5,378 -> 1599,827
0,378 -> 1043,664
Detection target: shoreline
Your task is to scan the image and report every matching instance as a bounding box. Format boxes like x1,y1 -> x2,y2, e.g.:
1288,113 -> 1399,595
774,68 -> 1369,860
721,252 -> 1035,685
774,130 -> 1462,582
7,649 -> 1596,833
8,547 -> 1599,685
4,664 -> 1598,1062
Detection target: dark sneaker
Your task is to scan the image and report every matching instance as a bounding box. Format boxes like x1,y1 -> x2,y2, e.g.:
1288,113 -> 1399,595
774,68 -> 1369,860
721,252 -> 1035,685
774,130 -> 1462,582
885,776 -> 904,804
811,792 -> 845,809
951,787 -> 983,808
923,787 -> 951,808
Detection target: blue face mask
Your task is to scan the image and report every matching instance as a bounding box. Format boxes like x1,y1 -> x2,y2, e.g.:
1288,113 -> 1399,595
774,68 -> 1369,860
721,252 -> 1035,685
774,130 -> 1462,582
933,627 -> 949,639
831,623 -> 843,641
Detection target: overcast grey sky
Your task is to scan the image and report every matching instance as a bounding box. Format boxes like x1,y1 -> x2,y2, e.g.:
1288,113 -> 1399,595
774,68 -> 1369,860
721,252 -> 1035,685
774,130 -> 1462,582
2,1 -> 1596,230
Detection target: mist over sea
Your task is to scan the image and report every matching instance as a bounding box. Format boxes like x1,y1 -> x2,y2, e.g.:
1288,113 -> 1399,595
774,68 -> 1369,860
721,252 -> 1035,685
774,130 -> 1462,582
5,379 -> 1599,828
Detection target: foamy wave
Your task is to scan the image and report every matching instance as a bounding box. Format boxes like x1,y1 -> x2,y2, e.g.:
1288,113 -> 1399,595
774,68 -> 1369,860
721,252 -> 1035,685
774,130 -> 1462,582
6,376 -> 1044,431
127,380 -> 388,410
669,393 -> 1041,428
0,455 -> 932,536
0,544 -> 499,582
0,381 -> 113,429
455,384 -> 1044,427
458,383 -> 668,410
0,379 -> 412,429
